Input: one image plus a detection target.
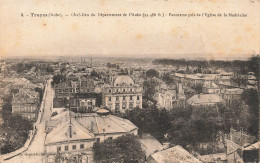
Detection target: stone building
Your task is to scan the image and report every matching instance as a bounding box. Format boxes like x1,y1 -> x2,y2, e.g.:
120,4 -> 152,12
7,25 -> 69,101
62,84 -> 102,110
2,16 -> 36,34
103,75 -> 143,113
12,90 -> 40,120
45,109 -> 138,163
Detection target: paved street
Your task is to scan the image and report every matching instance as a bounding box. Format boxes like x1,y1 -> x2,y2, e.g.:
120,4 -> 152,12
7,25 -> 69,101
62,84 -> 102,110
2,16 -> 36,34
4,79 -> 54,163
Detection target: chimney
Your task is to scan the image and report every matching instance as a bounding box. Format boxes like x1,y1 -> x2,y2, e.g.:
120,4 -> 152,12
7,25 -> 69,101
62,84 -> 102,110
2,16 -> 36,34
91,121 -> 94,133
162,142 -> 170,150
69,125 -> 72,138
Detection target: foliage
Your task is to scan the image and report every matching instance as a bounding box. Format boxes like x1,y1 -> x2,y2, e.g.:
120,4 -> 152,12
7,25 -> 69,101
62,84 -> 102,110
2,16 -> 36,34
230,74 -> 248,87
168,105 -> 223,148
90,70 -> 100,78
106,62 -> 119,69
10,62 -> 53,74
142,79 -> 158,102
52,74 -> 66,85
93,134 -> 145,163
162,73 -> 174,85
191,83 -> 203,94
241,89 -> 259,136
0,114 -> 33,154
146,69 -> 159,78
125,107 -> 171,141
35,87 -> 43,102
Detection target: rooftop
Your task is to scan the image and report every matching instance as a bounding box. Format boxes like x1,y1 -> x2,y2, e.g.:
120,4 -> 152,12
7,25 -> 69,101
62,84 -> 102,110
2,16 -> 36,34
187,94 -> 225,105
149,145 -> 202,163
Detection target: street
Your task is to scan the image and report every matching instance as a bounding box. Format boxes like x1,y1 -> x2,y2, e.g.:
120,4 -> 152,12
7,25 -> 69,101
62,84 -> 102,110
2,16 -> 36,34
4,79 -> 54,163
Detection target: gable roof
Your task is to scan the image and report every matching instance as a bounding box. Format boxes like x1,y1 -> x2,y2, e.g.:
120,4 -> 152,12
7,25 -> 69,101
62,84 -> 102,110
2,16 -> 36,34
46,110 -> 138,137
149,145 -> 202,163
187,94 -> 225,105
45,118 -> 95,145
203,81 -> 219,89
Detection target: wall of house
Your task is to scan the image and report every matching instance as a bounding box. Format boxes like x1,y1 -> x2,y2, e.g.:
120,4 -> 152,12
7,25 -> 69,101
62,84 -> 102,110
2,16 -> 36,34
104,93 -> 142,112
45,140 -> 94,154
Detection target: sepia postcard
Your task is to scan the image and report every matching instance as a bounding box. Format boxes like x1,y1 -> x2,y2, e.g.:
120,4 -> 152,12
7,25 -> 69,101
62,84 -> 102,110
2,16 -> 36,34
0,0 -> 259,162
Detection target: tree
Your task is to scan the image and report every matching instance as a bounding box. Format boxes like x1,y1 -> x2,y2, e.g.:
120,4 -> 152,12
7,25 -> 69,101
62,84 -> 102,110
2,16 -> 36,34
162,73 -> 174,85
35,87 -> 43,102
242,89 -> 259,136
143,79 -> 158,102
191,83 -> 203,94
90,70 -> 100,78
125,107 -> 170,142
146,69 -> 159,78
93,134 -> 145,163
0,114 -> 33,154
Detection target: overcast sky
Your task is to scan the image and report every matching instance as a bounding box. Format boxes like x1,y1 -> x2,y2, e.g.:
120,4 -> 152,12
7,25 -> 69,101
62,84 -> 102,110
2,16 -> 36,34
0,0 -> 259,60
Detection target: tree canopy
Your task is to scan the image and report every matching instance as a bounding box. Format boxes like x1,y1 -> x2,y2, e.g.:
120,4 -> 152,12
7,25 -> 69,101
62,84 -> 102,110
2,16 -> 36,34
146,69 -> 159,78
93,134 -> 145,163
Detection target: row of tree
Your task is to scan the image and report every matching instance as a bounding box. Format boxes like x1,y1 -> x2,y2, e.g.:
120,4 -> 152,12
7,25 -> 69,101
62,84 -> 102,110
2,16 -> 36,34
0,100 -> 33,154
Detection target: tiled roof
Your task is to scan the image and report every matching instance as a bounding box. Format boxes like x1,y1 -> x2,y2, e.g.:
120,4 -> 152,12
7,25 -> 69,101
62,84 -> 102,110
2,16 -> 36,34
45,118 -> 95,145
150,145 -> 202,163
46,110 -> 138,137
187,94 -> 225,105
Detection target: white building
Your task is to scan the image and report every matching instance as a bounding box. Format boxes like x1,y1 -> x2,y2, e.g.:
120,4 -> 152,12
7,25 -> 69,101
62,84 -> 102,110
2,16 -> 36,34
44,109 -> 138,162
187,94 -> 226,107
103,75 -> 143,113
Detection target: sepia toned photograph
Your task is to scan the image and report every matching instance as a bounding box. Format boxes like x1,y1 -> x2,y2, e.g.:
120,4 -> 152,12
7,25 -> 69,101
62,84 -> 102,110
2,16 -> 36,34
0,0 -> 259,163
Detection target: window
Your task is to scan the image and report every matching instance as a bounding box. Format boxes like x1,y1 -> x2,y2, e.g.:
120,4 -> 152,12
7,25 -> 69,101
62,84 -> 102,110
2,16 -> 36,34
80,144 -> 84,149
116,96 -> 119,101
108,97 -> 111,101
122,105 -> 126,110
115,103 -> 120,111
116,89 -> 119,92
109,89 -> 111,93
57,146 -> 61,152
97,138 -> 100,143
130,88 -> 132,92
129,103 -> 133,109
123,96 -> 126,100
108,137 -> 113,140
123,89 -> 125,92
137,96 -> 140,100
72,145 -> 76,150
65,146 -> 68,151
130,96 -> 133,100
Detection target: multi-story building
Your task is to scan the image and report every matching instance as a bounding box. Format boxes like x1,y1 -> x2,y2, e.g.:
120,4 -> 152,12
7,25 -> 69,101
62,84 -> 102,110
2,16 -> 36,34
12,90 -> 40,121
187,94 -> 225,107
103,75 -> 143,113
44,109 -> 138,162
220,88 -> 243,107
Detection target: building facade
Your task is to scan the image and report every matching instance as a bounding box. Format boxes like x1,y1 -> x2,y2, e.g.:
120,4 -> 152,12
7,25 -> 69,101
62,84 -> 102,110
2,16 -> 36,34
103,75 -> 143,112
12,90 -> 40,120
45,109 -> 138,163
